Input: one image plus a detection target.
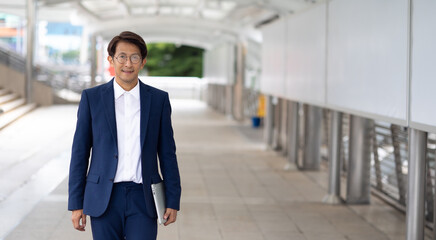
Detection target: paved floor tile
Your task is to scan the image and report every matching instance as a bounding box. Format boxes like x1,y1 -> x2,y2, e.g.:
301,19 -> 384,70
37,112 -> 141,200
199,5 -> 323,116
1,100 -> 412,240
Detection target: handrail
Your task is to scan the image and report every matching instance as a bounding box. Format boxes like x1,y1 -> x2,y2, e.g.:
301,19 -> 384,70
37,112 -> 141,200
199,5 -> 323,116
0,45 -> 25,72
0,45 -> 91,94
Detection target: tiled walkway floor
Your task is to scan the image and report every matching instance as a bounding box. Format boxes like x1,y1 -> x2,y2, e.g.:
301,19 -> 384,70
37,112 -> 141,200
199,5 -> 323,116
1,100 -> 409,240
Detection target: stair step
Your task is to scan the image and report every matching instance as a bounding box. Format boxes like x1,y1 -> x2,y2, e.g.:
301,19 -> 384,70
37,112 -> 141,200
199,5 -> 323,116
0,103 -> 37,130
0,98 -> 26,113
0,89 -> 9,97
0,93 -> 18,105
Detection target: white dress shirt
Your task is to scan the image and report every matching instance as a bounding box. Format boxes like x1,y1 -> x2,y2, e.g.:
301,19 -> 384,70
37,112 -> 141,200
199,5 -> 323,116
113,80 -> 143,183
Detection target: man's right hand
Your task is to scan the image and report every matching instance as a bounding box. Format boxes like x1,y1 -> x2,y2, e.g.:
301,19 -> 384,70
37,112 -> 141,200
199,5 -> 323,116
71,209 -> 87,231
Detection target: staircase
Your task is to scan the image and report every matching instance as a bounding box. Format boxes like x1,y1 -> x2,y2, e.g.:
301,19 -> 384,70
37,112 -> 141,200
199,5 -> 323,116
0,88 -> 37,130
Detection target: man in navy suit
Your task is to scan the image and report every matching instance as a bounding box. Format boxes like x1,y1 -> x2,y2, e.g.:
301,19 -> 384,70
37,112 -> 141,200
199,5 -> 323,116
68,31 -> 181,240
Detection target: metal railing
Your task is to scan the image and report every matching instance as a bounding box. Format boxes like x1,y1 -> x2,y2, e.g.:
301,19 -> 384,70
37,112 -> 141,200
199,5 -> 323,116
0,45 -> 91,97
0,46 -> 25,72
321,109 -> 436,237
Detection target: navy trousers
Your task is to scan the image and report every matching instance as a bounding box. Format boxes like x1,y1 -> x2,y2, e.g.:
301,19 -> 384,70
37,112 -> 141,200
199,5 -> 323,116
90,182 -> 157,240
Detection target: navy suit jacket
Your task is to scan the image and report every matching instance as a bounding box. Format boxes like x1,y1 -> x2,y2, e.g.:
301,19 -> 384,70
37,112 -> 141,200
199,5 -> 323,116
68,79 -> 181,218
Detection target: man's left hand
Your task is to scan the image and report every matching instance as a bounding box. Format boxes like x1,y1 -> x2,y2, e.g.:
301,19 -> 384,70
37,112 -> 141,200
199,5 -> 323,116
163,208 -> 178,226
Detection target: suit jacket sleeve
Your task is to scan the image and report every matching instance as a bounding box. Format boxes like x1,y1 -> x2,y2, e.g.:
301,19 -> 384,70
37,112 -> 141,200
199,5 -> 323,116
158,93 -> 181,211
68,90 -> 93,211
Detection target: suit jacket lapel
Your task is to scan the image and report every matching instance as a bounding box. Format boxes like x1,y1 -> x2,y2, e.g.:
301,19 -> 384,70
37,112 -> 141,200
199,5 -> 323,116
139,80 -> 151,148
101,79 -> 118,147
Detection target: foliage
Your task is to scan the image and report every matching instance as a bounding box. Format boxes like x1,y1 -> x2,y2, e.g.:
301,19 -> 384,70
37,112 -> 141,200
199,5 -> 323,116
144,43 -> 204,77
62,50 -> 80,64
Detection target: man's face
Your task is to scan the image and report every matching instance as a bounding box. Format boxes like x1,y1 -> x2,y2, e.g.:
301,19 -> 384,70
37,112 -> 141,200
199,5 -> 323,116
108,41 -> 147,87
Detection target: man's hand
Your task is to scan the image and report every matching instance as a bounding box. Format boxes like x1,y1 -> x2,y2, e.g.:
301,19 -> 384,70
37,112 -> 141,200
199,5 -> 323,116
71,209 -> 87,231
163,208 -> 178,226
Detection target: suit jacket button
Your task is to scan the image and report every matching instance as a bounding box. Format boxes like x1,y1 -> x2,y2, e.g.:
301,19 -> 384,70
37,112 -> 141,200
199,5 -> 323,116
114,154 -> 118,159
109,178 -> 114,182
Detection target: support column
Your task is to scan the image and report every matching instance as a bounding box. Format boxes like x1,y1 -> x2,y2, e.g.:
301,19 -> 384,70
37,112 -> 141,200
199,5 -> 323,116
286,101 -> 299,169
233,41 -> 245,121
272,97 -> 281,150
221,85 -> 226,114
224,84 -> 235,117
323,111 -> 344,204
302,104 -> 322,170
346,115 -> 372,204
90,34 -> 97,87
406,128 -> 427,240
98,36 -> 105,81
280,100 -> 289,155
25,0 -> 36,103
264,95 -> 274,147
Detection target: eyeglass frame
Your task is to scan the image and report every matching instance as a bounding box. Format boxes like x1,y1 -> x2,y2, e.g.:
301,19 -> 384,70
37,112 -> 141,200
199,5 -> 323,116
114,53 -> 143,64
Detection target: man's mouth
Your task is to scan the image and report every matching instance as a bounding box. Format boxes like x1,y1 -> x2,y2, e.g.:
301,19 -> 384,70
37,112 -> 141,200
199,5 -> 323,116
122,70 -> 134,73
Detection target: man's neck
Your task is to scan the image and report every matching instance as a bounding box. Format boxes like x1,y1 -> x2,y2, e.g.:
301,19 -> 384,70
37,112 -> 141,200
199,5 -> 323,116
115,78 -> 138,91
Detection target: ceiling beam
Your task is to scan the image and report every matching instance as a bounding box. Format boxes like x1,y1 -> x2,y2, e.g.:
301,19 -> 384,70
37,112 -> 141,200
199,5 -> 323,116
90,16 -> 240,37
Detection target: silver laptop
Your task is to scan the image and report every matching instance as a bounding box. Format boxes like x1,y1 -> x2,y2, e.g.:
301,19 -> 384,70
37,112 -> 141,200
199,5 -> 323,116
151,182 -> 167,225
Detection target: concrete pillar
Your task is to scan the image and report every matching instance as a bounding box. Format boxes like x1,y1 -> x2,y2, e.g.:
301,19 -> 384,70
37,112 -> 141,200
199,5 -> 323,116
98,36 -> 105,81
302,104 -> 322,170
323,111 -> 344,204
90,34 -> 97,87
264,95 -> 274,147
286,101 -> 299,169
221,85 -> 226,114
346,115 -> 372,204
280,100 -> 289,155
25,0 -> 36,103
406,128 -> 427,240
225,85 -> 233,117
233,41 -> 245,121
287,101 -> 299,164
272,97 -> 281,150
210,84 -> 215,108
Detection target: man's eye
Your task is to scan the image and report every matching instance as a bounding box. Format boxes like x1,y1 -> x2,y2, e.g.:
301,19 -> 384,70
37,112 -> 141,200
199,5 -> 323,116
132,55 -> 140,60
119,55 -> 127,59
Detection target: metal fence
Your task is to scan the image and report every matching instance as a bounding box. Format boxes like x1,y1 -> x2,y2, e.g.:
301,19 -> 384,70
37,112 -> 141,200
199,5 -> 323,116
318,108 -> 436,237
0,47 -> 25,72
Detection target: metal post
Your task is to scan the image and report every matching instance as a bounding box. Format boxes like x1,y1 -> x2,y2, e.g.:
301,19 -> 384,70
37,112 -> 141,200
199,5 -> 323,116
90,34 -> 97,87
25,0 -> 36,103
286,101 -> 299,168
264,95 -> 274,147
210,84 -> 215,108
391,125 -> 406,205
221,85 -> 226,114
233,41 -> 245,121
323,111 -> 344,204
346,115 -> 372,204
280,100 -> 289,155
372,123 -> 383,190
272,98 -> 282,150
302,104 -> 322,170
406,128 -> 426,240
226,85 -> 234,118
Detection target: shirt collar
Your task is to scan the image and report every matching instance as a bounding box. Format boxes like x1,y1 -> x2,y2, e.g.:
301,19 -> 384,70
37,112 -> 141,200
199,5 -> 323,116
113,79 -> 140,100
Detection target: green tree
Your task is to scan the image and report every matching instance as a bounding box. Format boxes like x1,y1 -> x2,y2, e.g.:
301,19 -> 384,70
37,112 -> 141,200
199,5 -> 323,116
144,43 -> 204,77
62,50 -> 80,64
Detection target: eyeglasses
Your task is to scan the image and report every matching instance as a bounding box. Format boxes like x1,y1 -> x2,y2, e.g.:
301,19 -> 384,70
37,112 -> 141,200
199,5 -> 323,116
115,54 -> 142,64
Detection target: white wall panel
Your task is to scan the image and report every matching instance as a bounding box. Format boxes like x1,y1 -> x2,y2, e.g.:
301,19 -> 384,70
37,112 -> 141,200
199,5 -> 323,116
285,3 -> 326,106
260,19 -> 286,97
327,0 -> 409,124
410,0 -> 436,132
203,43 -> 235,85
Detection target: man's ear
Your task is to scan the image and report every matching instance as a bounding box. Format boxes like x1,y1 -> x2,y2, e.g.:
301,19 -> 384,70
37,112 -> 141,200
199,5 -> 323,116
141,58 -> 147,68
107,56 -> 114,66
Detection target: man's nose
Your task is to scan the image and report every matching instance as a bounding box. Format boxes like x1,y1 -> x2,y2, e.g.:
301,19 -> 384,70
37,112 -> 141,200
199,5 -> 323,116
124,58 -> 133,66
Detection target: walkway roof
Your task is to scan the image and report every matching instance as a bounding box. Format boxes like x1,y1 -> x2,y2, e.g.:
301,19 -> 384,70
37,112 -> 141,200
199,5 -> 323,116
0,0 -> 323,49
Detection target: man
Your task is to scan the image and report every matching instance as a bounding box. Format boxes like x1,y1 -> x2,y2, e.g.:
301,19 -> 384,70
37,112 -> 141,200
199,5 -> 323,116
68,31 -> 181,240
